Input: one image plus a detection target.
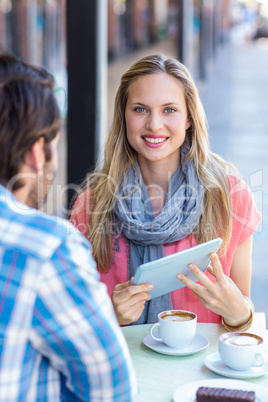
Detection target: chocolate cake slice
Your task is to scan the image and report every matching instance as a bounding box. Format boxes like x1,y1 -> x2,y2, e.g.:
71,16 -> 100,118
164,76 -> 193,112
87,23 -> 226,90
196,386 -> 256,402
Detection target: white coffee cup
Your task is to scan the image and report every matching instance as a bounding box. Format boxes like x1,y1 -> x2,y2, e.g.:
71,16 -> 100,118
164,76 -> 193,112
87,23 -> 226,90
150,310 -> 197,349
218,332 -> 265,371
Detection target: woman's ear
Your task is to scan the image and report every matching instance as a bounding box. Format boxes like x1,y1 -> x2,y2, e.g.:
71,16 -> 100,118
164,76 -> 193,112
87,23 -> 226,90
185,117 -> 192,130
24,137 -> 45,173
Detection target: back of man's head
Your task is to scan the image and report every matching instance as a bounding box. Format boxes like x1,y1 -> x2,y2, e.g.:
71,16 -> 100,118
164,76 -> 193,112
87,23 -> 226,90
0,54 -> 61,191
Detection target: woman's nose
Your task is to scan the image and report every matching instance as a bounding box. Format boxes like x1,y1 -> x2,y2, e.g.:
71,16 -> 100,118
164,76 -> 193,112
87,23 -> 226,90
145,112 -> 164,131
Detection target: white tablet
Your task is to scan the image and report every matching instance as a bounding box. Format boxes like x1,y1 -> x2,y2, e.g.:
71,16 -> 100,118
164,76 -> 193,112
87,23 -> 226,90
132,238 -> 222,299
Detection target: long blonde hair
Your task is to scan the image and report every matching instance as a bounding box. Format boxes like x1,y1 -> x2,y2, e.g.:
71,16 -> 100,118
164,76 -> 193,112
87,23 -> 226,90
78,55 -> 237,272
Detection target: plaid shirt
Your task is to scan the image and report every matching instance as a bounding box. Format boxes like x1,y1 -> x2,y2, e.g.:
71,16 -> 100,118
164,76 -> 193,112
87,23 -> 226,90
0,185 -> 138,401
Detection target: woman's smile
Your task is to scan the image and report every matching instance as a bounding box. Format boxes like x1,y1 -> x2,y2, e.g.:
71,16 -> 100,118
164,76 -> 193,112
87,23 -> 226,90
142,135 -> 169,147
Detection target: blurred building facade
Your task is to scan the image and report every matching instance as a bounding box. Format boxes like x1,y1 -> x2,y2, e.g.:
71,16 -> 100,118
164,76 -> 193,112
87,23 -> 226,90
107,0 -> 233,79
0,0 -> 66,71
0,0 -> 233,78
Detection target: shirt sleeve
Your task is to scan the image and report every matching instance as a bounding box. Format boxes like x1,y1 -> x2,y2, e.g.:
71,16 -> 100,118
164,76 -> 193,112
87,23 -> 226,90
229,175 -> 262,245
30,232 -> 139,402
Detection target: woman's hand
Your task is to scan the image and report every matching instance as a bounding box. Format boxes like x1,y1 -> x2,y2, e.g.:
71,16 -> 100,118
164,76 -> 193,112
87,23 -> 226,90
111,278 -> 153,325
176,252 -> 250,326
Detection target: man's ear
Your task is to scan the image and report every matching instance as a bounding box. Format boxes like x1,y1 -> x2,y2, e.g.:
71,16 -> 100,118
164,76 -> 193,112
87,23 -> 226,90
24,137 -> 45,173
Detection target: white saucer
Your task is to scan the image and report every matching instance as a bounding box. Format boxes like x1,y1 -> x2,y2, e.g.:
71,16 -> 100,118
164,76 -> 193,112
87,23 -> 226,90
204,351 -> 268,379
142,333 -> 209,356
173,378 -> 268,402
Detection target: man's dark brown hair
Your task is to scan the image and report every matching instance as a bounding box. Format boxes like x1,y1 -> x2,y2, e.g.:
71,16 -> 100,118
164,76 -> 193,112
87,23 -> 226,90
0,54 -> 61,190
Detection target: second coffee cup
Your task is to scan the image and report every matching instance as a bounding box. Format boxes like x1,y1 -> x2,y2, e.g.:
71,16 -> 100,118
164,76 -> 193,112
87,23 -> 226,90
150,310 -> 197,349
218,332 -> 265,371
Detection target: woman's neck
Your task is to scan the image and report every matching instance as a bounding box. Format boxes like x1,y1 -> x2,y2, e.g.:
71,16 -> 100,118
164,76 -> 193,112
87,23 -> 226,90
138,157 -> 180,216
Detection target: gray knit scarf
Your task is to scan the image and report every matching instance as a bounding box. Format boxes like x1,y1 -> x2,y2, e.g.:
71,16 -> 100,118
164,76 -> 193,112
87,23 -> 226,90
113,146 -> 204,324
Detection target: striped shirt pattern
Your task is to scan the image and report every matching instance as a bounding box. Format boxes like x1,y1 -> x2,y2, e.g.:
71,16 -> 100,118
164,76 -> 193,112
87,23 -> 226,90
0,185 -> 138,401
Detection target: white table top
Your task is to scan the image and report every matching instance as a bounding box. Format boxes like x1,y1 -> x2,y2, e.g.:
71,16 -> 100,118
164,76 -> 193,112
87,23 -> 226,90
122,313 -> 268,401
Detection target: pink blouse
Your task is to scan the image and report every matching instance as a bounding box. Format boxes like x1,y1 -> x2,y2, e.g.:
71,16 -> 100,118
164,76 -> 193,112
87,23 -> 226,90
70,175 -> 261,323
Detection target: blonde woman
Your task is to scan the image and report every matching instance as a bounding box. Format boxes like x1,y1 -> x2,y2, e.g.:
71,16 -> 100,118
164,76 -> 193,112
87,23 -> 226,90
71,55 -> 261,329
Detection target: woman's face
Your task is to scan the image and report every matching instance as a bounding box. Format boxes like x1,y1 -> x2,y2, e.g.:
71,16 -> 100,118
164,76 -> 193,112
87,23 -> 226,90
125,72 -> 190,170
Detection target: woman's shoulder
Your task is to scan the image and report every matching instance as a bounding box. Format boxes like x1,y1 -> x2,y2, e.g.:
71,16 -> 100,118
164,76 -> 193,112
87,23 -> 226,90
72,187 -> 94,213
227,174 -> 261,237
70,188 -> 94,236
226,174 -> 252,203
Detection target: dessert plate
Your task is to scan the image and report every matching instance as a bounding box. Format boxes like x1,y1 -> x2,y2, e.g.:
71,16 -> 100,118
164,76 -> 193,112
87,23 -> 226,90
173,378 -> 268,402
142,333 -> 209,356
204,351 -> 268,379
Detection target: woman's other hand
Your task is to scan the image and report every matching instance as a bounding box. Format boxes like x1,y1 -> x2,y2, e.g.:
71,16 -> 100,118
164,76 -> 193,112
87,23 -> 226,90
111,278 -> 153,325
177,252 -> 250,326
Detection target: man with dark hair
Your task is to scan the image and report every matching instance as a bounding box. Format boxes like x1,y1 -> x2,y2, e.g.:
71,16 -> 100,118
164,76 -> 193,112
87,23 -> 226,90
0,54 -> 138,401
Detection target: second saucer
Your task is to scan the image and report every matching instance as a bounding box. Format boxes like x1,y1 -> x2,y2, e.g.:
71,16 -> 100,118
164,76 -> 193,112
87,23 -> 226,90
204,351 -> 268,379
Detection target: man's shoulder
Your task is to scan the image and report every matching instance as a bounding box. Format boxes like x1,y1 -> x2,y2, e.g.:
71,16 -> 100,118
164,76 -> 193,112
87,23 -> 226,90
0,199 -> 84,261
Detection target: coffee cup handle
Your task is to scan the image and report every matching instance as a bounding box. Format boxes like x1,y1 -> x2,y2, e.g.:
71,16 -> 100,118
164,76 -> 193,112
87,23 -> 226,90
253,353 -> 264,367
150,323 -> 162,342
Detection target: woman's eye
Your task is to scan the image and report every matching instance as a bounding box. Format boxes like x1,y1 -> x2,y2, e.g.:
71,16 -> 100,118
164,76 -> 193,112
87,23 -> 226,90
134,107 -> 146,113
165,107 -> 176,114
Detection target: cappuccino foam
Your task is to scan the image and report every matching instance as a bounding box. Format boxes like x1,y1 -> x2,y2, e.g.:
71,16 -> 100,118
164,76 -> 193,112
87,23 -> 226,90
225,335 -> 260,346
161,311 -> 195,322
162,315 -> 192,322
